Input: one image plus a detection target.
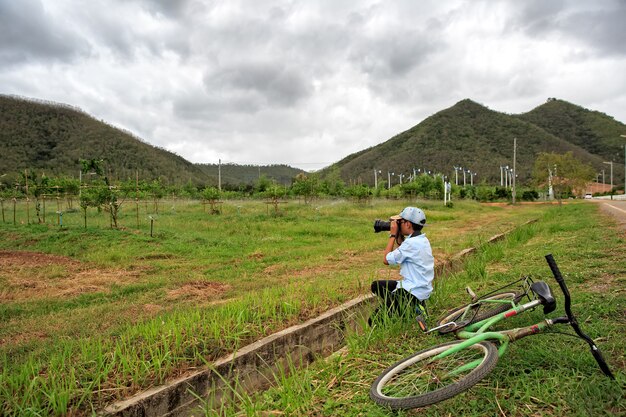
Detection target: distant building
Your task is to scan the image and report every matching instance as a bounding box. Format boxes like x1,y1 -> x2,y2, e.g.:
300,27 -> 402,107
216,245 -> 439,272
582,182 -> 623,195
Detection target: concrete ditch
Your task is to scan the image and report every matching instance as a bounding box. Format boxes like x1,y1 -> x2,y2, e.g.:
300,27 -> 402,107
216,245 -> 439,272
101,218 -> 537,417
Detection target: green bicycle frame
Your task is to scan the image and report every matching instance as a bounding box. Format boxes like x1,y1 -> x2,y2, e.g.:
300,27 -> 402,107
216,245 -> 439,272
433,298 -> 547,375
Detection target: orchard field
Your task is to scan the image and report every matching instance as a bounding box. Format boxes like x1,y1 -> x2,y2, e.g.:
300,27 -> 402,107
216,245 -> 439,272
1,198 -> 620,415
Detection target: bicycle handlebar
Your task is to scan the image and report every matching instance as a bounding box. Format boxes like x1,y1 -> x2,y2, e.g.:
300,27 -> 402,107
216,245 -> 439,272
544,254 -> 615,379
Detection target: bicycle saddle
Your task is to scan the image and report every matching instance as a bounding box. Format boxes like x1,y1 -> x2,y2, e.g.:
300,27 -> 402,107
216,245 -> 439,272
530,281 -> 556,314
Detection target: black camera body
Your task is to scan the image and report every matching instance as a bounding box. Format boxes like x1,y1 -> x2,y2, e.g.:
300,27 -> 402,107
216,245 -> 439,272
373,219 -> 393,233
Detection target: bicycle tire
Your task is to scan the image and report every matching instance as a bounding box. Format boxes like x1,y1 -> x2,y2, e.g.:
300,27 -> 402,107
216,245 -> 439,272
370,340 -> 499,409
436,291 -> 523,334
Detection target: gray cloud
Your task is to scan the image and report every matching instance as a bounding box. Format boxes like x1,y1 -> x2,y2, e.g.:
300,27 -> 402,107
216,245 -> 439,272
1,0 -> 624,170
134,0 -> 196,18
205,62 -> 312,108
0,0 -> 90,66
509,0 -> 626,57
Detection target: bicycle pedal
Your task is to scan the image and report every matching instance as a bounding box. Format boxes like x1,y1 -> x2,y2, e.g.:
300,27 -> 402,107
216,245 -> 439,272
416,315 -> 429,332
466,286 -> 477,301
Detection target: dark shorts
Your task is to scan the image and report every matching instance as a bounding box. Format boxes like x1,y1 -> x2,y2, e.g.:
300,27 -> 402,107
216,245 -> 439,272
370,280 -> 427,314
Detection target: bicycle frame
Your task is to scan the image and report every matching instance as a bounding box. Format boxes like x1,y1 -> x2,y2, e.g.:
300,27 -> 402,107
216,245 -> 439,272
432,297 -> 546,367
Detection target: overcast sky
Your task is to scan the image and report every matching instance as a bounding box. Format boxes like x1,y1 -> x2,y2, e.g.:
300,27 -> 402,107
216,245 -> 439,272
1,0 -> 625,171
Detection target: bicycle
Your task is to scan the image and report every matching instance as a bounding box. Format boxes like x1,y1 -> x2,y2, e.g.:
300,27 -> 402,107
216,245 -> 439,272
369,254 -> 615,410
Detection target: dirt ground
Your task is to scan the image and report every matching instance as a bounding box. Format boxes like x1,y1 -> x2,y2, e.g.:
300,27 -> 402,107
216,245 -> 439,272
0,250 -> 229,303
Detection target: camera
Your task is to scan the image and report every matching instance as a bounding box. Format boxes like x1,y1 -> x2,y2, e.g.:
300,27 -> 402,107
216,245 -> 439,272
373,219 -> 393,233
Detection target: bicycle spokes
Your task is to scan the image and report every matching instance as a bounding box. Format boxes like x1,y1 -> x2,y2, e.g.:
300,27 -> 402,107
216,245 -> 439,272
380,344 -> 489,398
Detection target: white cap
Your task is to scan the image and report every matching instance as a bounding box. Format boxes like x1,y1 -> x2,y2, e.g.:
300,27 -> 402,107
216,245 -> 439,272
391,207 -> 426,226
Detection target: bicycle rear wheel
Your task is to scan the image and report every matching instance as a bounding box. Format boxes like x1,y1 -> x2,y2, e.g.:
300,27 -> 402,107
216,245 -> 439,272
370,340 -> 499,409
436,292 -> 523,334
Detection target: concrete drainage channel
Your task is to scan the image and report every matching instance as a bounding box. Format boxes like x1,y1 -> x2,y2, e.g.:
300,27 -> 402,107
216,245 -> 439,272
101,219 -> 537,417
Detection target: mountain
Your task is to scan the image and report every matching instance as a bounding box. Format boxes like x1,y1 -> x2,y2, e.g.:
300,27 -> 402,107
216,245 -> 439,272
0,95 -> 303,187
196,163 -> 304,187
516,98 -> 625,162
0,95 -> 209,185
326,99 -> 624,185
2,94 -> 624,189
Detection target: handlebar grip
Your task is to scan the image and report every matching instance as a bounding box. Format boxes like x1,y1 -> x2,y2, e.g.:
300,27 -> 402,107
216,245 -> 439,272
545,254 -> 564,284
545,254 -> 572,316
591,345 -> 616,379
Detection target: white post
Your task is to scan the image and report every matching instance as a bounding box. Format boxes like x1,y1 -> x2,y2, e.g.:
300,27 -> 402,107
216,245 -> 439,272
603,161 -> 613,199
621,135 -> 626,196
548,169 -> 554,200
512,137 -> 517,205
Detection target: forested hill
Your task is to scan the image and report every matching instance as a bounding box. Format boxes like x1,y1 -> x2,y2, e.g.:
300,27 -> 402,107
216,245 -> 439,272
3,94 -> 624,188
0,95 -> 303,187
516,98 -> 626,162
326,99 -> 624,185
0,95 -> 209,185
196,163 -> 304,187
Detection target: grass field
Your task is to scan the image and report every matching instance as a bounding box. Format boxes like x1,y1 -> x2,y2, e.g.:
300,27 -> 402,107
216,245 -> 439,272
0,198 -> 601,415
220,202 -> 626,417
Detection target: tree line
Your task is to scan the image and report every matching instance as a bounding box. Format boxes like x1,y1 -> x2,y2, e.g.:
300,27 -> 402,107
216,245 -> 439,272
1,152 -> 605,228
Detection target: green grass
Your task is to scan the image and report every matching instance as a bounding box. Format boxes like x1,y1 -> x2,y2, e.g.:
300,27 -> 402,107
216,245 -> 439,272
228,203 -> 626,416
0,198 -> 556,415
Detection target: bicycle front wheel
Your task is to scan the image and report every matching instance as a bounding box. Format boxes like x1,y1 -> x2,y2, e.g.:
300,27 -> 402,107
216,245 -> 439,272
437,292 -> 523,334
370,340 -> 499,409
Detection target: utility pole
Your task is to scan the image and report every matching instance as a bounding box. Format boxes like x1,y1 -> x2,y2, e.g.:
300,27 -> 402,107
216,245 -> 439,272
512,138 -> 517,204
603,161 -> 613,199
621,135 -> 626,197
218,159 -> 222,191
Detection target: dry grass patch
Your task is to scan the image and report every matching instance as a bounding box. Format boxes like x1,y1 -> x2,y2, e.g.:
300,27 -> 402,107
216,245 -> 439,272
166,280 -> 231,301
0,250 -> 147,302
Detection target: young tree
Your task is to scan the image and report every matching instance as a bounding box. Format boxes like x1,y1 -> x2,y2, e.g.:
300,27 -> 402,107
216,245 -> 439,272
201,186 -> 222,214
321,167 -> 346,196
149,179 -> 165,214
292,173 -> 319,204
532,152 -> 595,202
262,183 -> 287,215
255,174 -> 273,194
345,184 -> 372,203
59,177 -> 80,209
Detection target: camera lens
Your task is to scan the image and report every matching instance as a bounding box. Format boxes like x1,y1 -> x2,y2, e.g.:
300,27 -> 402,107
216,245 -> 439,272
373,219 -> 391,233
